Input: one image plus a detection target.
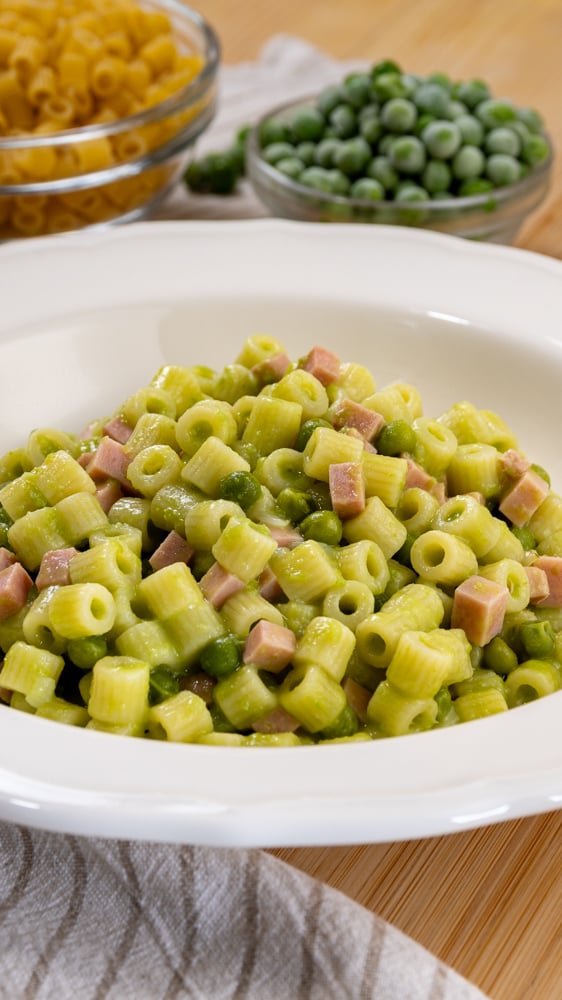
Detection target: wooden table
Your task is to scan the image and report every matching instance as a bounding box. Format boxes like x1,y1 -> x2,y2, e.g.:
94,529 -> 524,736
195,3 -> 562,997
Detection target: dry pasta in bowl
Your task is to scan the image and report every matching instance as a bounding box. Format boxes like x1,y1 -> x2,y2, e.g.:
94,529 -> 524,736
0,334 -> 561,745
0,0 -> 219,237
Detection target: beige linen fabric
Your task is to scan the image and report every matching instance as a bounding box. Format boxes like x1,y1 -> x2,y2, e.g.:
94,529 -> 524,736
0,822 -> 487,1000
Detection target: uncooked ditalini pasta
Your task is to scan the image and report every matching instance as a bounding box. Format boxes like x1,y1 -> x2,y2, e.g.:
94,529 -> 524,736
0,335 -> 561,745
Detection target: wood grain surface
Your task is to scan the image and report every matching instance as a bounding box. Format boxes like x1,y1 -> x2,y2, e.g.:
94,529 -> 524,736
194,3 -> 562,997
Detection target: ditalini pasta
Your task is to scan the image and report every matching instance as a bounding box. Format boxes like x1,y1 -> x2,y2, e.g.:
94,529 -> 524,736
0,335 -> 561,745
0,0 -> 209,236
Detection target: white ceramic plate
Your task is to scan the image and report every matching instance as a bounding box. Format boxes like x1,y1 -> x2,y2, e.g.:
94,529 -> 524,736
0,220 -> 561,847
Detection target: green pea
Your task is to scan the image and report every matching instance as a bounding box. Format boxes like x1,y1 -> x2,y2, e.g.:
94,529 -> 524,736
389,134 -> 426,173
291,106 -> 325,142
427,71 -> 453,91
482,636 -> 519,675
326,169 -> 351,195
295,141 -> 316,166
517,107 -> 544,134
435,686 -> 454,725
275,156 -> 306,180
531,463 -> 551,486
521,134 -> 550,166
321,704 -> 359,740
149,666 -> 180,706
366,155 -> 399,190
475,98 -> 517,128
414,82 -> 451,117
296,418 -> 332,451
451,145 -> 485,180
67,635 -> 108,671
380,97 -> 417,133
446,99 -> 469,120
519,621 -> 556,660
259,117 -> 292,146
458,177 -> 495,196
455,113 -> 484,147
190,550 -> 215,580
317,84 -> 346,117
262,141 -> 296,165
371,71 -> 409,102
371,58 -> 402,78
209,704 -> 237,732
314,137 -> 343,168
421,119 -> 462,159
378,133 -> 396,157
329,103 -> 357,139
484,127 -> 521,157
414,111 -> 436,136
360,114 -> 383,145
485,153 -> 522,186
422,159 -> 452,193
218,470 -> 262,510
350,177 -> 385,200
200,635 -> 243,679
299,166 -> 334,193
343,72 -> 372,108
334,136 -> 372,175
300,510 -> 343,545
454,78 -> 491,109
277,487 -> 315,523
184,151 -> 240,195
376,419 -> 416,455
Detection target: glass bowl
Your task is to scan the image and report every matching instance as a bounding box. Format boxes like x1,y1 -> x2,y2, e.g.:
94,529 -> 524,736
0,0 -> 220,239
247,97 -> 553,244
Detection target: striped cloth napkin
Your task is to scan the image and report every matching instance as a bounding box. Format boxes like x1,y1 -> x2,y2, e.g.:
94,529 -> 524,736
0,36 -> 488,1000
0,821 -> 487,999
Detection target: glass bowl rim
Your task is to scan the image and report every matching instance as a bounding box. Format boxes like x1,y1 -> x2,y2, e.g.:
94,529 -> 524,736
247,94 -> 554,214
0,0 -> 220,152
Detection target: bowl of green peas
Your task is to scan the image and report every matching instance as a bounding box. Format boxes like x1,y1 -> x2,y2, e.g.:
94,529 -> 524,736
246,60 -> 552,243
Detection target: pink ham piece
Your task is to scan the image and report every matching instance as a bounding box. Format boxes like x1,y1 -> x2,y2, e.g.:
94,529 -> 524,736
404,457 -> 436,492
302,346 -> 341,386
199,562 -> 245,609
95,481 -> 123,514
329,462 -> 365,519
36,547 -> 78,591
148,530 -> 194,571
499,469 -> 550,528
342,676 -> 371,724
243,620 -> 296,672
102,415 -> 133,444
430,481 -> 448,505
0,563 -> 33,620
331,399 -> 385,442
85,437 -> 132,489
524,565 -> 550,604
251,352 -> 291,383
451,575 -> 509,647
251,706 -> 300,734
268,525 -> 303,549
0,548 -> 16,572
499,449 -> 531,479
532,556 -> 562,607
258,566 -> 285,601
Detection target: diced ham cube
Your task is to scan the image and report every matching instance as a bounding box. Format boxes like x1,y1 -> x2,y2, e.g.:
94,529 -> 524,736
258,566 -> 284,601
524,565 -> 550,604
85,437 -> 132,489
342,677 -> 371,724
0,563 -> 33,620
430,481 -> 448,505
268,525 -> 303,549
0,548 -> 16,573
243,620 -> 296,672
404,457 -> 436,492
331,399 -> 385,442
532,556 -> 562,607
466,491 -> 486,505
36,547 -> 78,591
78,451 -> 93,469
451,575 -> 509,647
251,352 -> 291,383
499,470 -> 550,528
148,530 -> 194,571
303,346 -> 341,386
499,449 -> 531,479
329,462 -> 366,519
251,706 -> 300,734
199,562 -> 245,609
95,481 -> 123,514
103,415 -> 133,444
